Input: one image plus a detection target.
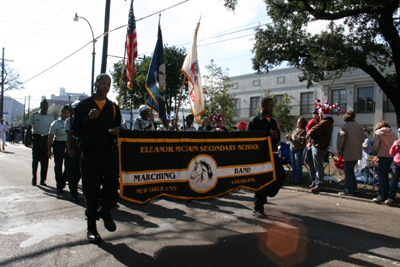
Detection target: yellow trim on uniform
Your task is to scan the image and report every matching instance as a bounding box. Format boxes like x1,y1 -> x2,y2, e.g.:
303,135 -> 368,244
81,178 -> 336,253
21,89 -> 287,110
94,99 -> 106,111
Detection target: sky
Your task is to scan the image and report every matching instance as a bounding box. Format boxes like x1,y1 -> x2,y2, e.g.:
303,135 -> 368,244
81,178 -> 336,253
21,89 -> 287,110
1,0 -> 270,108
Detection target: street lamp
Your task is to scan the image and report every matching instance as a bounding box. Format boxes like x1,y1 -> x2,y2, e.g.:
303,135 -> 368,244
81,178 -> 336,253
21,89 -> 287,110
74,13 -> 96,96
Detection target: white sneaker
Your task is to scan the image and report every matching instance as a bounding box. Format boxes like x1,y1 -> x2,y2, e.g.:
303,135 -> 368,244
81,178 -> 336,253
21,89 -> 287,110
385,198 -> 394,205
373,196 -> 385,203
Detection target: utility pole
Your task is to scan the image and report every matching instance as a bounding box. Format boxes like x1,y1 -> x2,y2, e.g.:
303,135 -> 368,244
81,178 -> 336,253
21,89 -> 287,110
23,96 -> 26,125
27,95 -> 30,120
0,48 -> 14,120
1,48 -> 4,120
100,0 -> 111,74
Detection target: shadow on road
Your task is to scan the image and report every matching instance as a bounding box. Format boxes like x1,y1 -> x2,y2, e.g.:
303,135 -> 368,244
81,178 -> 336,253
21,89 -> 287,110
1,207 -> 399,267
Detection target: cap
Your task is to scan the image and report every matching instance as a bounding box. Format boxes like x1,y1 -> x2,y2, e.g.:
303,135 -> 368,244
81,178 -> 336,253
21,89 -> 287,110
139,105 -> 149,115
236,121 -> 247,131
314,98 -> 342,118
210,111 -> 225,123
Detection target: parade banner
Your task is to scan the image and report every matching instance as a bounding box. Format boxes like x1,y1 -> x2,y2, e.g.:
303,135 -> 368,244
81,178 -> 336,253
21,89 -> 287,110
119,130 -> 276,204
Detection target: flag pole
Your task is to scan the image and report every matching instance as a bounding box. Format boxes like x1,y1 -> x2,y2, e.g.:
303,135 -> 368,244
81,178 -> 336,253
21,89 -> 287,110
175,76 -> 186,126
117,45 -> 127,106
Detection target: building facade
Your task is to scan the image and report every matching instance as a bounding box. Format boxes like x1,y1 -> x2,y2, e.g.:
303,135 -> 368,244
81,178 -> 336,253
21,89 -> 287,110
228,67 -> 397,153
2,96 -> 24,125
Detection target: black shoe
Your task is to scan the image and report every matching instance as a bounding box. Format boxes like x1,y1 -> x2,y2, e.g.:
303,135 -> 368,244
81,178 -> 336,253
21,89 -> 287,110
288,180 -> 296,185
294,181 -> 303,185
311,186 -> 325,193
57,189 -> 64,193
87,229 -> 102,244
252,204 -> 267,218
252,208 -> 267,218
99,209 -> 116,232
31,178 -> 37,186
40,181 -> 47,186
72,197 -> 79,203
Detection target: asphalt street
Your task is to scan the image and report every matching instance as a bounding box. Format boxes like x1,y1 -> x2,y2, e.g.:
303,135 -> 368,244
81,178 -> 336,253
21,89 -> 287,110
1,143 -> 400,267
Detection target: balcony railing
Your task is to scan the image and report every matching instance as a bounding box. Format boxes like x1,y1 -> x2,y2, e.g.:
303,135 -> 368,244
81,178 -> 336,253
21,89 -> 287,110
232,105 -> 312,119
383,101 -> 395,112
354,102 -> 375,113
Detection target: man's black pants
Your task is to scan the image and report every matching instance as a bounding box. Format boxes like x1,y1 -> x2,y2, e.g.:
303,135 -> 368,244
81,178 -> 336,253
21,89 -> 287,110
65,141 -> 81,199
53,141 -> 67,190
80,148 -> 119,220
254,154 -> 285,207
32,134 -> 49,182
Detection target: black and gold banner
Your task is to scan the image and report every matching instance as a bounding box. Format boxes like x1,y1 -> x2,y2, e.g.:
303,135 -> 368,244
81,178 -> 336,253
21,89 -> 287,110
119,130 -> 276,204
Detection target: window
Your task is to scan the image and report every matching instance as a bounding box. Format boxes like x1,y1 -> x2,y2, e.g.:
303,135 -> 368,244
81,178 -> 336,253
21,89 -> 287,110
331,89 -> 347,113
232,98 -> 239,117
275,94 -> 283,104
231,82 -> 238,89
300,92 -> 313,115
276,75 -> 284,83
356,87 -> 374,113
383,94 -> 395,112
253,79 -> 260,86
250,96 -> 260,117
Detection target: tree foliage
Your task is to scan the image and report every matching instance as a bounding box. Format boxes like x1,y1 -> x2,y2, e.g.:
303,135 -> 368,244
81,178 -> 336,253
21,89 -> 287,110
111,45 -> 187,114
202,60 -> 234,130
0,64 -> 23,91
225,0 -> 400,127
256,89 -> 295,133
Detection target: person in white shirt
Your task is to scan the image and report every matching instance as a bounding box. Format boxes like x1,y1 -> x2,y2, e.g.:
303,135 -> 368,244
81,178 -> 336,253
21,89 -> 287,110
132,105 -> 156,130
180,114 -> 197,132
48,105 -> 70,193
0,119 -> 7,151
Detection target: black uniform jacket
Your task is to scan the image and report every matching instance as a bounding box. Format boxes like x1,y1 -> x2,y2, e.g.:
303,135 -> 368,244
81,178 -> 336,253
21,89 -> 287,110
72,96 -> 122,150
246,113 -> 280,152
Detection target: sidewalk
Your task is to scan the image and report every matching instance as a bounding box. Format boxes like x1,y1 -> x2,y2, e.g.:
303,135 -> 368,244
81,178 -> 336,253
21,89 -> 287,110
282,180 -> 400,207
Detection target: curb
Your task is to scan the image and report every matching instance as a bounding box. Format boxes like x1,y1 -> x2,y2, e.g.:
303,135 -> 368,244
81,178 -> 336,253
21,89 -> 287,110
281,186 -> 399,205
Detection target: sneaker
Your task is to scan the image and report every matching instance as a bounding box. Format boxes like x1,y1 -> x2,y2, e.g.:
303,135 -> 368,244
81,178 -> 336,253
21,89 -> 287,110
385,198 -> 394,206
373,196 -> 386,203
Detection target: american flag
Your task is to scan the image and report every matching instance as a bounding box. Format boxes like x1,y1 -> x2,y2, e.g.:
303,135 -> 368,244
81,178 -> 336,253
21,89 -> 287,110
125,2 -> 137,89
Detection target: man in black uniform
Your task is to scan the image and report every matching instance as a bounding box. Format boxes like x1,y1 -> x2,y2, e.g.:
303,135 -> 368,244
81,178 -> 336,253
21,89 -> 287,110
246,97 -> 285,218
72,73 -> 122,244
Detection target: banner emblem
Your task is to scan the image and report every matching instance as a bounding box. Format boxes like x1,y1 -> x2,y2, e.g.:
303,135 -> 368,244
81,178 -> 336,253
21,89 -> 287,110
188,155 -> 217,193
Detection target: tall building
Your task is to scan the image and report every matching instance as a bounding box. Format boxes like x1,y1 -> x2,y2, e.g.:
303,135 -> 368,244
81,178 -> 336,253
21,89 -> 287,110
2,96 -> 24,125
43,88 -> 89,106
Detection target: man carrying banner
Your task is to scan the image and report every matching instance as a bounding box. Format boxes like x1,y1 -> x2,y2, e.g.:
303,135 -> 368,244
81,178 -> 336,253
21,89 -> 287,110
132,105 -> 156,130
246,97 -> 285,218
72,73 -> 122,244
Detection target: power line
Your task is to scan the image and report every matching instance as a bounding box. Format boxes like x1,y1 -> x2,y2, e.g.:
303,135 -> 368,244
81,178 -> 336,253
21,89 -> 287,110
20,0 -> 192,85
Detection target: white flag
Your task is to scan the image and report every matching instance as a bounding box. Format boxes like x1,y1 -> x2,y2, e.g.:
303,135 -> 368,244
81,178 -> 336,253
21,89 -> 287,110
181,23 -> 204,124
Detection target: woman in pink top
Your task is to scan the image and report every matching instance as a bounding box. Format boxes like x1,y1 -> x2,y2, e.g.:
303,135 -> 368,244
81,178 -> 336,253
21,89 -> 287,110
372,121 -> 397,203
386,128 -> 400,205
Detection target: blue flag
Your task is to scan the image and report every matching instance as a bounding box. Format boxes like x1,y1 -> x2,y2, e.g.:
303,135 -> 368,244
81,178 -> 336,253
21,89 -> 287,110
146,25 -> 166,127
